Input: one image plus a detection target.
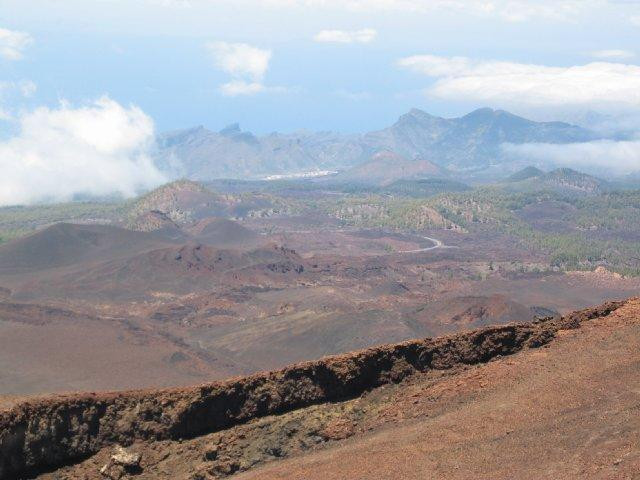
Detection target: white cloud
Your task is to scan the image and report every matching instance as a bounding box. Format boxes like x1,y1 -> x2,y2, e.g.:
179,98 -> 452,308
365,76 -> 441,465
0,97 -> 166,206
399,55 -> 470,76
397,54 -> 640,109
219,81 -> 289,96
591,49 -> 635,59
489,0 -> 591,22
206,41 -> 281,95
18,80 -> 37,97
0,27 -> 33,60
149,0 -> 192,6
252,0 -> 602,21
503,140 -> 640,175
219,80 -> 266,96
631,15 -> 640,26
0,80 -> 38,120
206,41 -> 272,81
314,28 -> 377,44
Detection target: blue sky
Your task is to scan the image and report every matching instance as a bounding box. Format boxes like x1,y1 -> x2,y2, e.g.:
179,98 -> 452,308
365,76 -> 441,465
2,0 -> 640,134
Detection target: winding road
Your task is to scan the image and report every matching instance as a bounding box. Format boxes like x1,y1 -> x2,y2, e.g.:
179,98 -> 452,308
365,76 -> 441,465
400,235 -> 459,253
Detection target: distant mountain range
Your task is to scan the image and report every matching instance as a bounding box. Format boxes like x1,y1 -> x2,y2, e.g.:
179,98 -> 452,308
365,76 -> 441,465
154,108 -> 597,182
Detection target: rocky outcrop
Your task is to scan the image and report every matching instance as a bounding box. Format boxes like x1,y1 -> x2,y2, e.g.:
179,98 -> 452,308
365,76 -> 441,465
0,300 -> 625,478
99,446 -> 142,479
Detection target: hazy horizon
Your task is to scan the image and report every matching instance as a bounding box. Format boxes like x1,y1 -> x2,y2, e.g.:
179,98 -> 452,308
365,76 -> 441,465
2,0 -> 640,204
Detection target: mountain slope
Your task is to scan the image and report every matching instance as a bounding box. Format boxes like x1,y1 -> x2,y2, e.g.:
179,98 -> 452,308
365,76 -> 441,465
506,166 -> 545,182
188,217 -> 259,246
125,180 -> 282,224
154,125 -> 367,181
236,299 -> 639,480
364,108 -> 594,169
0,223 -> 172,274
335,150 -> 444,185
502,167 -> 610,194
17,243 -> 305,300
3,299 -> 635,479
125,179 -> 225,223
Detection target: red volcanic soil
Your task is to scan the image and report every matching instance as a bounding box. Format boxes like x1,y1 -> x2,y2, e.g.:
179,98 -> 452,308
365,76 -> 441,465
6,242 -> 306,301
1,299 -> 637,479
189,217 -> 259,246
406,293 -> 558,335
0,223 -> 173,274
1,221 -> 639,405
128,210 -> 188,240
237,300 -> 640,480
129,180 -> 226,220
0,301 -> 248,396
128,180 -> 278,221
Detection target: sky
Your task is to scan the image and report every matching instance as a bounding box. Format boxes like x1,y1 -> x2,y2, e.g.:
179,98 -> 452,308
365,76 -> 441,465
1,0 -> 640,204
2,0 -> 640,134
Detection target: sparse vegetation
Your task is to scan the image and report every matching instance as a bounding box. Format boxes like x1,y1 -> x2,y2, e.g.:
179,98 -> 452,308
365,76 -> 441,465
4,180 -> 640,276
297,187 -> 640,276
0,202 -> 123,244
428,189 -> 640,275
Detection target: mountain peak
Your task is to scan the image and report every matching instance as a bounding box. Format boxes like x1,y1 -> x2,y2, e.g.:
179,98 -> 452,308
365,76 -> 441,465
507,166 -> 545,182
400,108 -> 438,120
408,107 -> 431,116
462,107 -> 496,119
394,108 -> 442,129
220,123 -> 242,136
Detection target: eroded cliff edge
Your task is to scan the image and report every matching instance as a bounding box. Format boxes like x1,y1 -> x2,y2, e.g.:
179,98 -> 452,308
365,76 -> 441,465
0,300 -> 626,478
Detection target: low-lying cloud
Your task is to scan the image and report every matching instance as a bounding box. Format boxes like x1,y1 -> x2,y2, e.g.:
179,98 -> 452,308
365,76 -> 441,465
397,54 -> 640,109
503,139 -> 640,176
0,96 -> 166,206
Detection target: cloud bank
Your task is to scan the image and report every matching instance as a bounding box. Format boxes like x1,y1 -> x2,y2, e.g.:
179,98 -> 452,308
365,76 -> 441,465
0,97 -> 166,206
397,55 -> 640,109
314,28 -> 377,44
504,140 -> 640,176
0,27 -> 33,60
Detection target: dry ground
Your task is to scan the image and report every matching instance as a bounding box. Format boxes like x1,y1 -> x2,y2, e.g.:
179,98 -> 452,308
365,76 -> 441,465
39,299 -> 640,480
236,300 -> 640,480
